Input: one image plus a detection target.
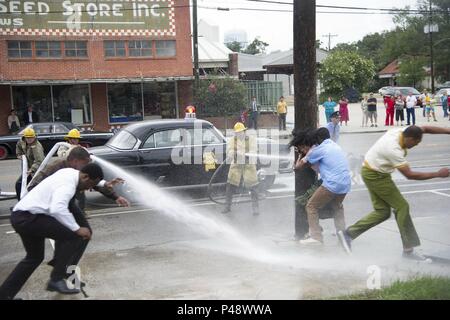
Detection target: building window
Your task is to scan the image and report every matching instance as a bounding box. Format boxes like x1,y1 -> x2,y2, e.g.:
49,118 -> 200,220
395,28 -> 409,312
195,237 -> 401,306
52,85 -> 92,124
128,40 -> 152,57
143,82 -> 176,119
108,83 -> 143,123
104,41 -> 126,57
65,41 -> 87,57
155,40 -> 176,57
7,41 -> 32,58
35,41 -> 62,58
12,86 -> 53,123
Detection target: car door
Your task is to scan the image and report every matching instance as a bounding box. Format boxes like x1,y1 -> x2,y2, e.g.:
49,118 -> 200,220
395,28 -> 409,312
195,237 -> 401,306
184,125 -> 227,185
137,128 -> 188,187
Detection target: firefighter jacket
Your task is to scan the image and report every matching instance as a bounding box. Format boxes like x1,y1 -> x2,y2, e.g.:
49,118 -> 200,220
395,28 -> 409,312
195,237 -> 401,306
227,135 -> 258,188
16,138 -> 45,176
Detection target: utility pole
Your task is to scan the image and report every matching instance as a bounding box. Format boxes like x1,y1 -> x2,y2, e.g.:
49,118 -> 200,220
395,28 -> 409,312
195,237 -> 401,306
322,33 -> 338,51
293,0 -> 317,238
192,0 -> 200,89
429,0 -> 435,92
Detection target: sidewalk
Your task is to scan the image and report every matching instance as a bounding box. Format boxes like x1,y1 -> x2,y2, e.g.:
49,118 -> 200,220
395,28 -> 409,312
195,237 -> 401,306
283,97 -> 450,135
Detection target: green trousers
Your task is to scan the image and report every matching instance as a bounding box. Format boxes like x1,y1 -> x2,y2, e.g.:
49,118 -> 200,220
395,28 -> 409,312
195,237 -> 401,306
347,166 -> 420,249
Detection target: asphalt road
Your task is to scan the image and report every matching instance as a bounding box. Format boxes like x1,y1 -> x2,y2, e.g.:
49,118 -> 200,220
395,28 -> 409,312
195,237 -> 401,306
0,132 -> 449,300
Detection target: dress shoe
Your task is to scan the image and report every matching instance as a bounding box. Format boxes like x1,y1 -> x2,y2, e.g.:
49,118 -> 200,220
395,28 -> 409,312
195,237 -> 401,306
47,279 -> 80,294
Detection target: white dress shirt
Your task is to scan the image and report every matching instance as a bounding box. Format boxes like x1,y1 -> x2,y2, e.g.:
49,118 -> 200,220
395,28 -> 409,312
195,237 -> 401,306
28,111 -> 33,123
406,96 -> 417,109
14,168 -> 80,231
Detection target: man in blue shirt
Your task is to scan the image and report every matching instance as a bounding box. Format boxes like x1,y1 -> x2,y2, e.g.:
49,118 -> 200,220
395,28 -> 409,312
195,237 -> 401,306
325,111 -> 340,143
295,130 -> 351,245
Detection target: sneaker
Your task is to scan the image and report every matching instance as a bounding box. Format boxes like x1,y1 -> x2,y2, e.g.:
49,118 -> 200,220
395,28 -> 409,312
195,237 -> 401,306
299,237 -> 323,246
337,230 -> 352,254
402,250 -> 432,263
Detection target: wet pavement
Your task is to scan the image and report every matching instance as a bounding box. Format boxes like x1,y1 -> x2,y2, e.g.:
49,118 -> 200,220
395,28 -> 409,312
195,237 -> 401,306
0,132 -> 449,299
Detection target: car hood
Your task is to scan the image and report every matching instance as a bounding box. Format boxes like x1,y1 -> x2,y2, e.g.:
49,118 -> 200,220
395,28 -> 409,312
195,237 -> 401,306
88,144 -> 115,156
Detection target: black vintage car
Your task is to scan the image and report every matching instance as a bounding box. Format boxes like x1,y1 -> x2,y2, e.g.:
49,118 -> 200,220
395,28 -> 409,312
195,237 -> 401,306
88,119 -> 291,191
0,122 -> 113,160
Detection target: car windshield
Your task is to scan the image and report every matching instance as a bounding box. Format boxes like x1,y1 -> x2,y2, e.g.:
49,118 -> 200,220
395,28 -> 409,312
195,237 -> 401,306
107,130 -> 137,150
17,123 -> 78,135
399,88 -> 420,95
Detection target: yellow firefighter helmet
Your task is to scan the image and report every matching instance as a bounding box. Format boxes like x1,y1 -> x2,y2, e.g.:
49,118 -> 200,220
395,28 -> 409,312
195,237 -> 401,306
65,129 -> 81,140
233,122 -> 247,133
23,127 -> 36,138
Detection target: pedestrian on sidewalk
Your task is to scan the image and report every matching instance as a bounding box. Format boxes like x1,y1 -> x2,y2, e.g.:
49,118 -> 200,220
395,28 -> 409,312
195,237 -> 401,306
338,125 -> 450,261
322,97 -> 337,123
7,109 -> 20,135
395,94 -> 405,126
406,92 -> 417,125
325,111 -> 340,143
249,96 -> 259,130
422,90 -> 430,118
426,96 -> 438,122
385,95 -> 395,126
295,128 -> 351,246
360,95 -> 369,127
338,96 -> 349,126
277,96 -> 287,131
367,93 -> 378,127
0,164 -> 104,300
440,91 -> 449,118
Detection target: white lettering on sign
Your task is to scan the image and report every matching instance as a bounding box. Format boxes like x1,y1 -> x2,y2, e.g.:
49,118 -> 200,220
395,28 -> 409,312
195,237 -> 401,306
132,2 -> 162,17
0,1 -> 49,15
62,1 -> 124,18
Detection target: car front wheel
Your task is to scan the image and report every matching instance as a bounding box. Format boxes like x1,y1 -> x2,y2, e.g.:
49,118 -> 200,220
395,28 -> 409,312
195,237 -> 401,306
0,145 -> 9,160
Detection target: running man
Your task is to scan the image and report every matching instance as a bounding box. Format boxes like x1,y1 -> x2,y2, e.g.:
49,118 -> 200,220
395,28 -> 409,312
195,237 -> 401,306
338,125 -> 450,261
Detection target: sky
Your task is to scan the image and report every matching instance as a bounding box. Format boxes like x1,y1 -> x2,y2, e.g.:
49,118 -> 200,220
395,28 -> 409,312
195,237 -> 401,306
197,0 -> 421,52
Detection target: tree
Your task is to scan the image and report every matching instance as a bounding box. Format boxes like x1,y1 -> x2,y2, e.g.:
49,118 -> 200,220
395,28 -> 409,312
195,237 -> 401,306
194,77 -> 247,127
242,37 -> 269,55
319,50 -> 376,96
225,41 -> 243,53
398,56 -> 427,87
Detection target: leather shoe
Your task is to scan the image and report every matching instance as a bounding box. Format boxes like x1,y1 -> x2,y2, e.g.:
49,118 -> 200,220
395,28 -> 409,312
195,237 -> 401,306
47,280 -> 80,294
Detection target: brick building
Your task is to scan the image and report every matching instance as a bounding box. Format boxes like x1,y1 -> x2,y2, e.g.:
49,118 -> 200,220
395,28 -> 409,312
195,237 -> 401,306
0,0 -> 193,135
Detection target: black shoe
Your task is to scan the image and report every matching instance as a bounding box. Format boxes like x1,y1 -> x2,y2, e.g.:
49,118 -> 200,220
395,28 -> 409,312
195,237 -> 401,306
47,280 -> 80,294
47,259 -> 55,267
221,207 -> 231,214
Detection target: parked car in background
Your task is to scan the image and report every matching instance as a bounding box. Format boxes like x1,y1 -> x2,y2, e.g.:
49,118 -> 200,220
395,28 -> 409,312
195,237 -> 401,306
434,88 -> 450,106
436,81 -> 450,90
0,122 -> 113,160
378,86 -> 393,96
382,87 -> 421,98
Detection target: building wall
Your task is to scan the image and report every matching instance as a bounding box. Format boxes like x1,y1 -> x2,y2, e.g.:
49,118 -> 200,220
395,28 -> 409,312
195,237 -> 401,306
0,85 -> 12,135
0,1 -> 192,81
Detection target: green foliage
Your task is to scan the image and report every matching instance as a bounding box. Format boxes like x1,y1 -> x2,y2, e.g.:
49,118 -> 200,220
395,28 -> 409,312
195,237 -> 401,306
398,56 -> 427,87
319,50 -> 376,96
225,41 -> 243,53
242,38 -> 269,55
335,276 -> 450,300
194,77 -> 247,118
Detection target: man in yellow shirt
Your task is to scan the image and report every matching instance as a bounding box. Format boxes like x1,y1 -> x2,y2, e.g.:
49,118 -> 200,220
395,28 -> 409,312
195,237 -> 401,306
277,96 -> 287,131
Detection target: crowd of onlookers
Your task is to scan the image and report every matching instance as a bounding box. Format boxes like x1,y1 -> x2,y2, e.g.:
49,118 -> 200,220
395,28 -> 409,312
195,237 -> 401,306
320,89 -> 450,129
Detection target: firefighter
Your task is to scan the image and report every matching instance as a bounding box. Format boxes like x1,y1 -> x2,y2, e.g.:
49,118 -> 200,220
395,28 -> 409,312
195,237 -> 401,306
57,128 -> 81,158
15,127 -> 45,200
222,122 -> 259,215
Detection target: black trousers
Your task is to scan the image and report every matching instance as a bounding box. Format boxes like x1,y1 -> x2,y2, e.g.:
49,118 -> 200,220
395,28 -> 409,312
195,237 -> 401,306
15,175 -> 32,200
278,113 -> 287,131
395,109 -> 404,122
0,205 -> 90,300
249,111 -> 259,129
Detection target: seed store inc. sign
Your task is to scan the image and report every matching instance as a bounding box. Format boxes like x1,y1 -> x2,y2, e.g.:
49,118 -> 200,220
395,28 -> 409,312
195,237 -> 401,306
0,0 -> 175,36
